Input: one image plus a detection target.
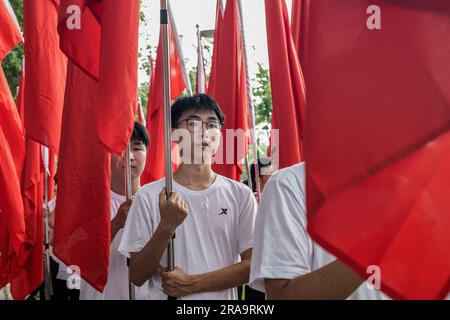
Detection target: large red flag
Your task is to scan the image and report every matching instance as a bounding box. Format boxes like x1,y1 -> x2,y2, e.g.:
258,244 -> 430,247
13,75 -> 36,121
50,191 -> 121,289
207,0 -> 224,96
10,141 -> 44,300
210,0 -> 249,181
23,0 -> 67,153
291,0 -> 310,67
265,0 -> 305,170
58,0 -> 139,155
0,0 -> 21,60
141,7 -> 188,185
6,68 -> 45,299
0,68 -> 25,288
304,1 -> 450,299
0,3 -> 25,288
53,62 -> 111,292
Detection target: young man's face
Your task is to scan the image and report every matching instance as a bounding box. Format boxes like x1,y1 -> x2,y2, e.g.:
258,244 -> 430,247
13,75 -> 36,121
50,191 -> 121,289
110,140 -> 147,182
172,109 -> 221,165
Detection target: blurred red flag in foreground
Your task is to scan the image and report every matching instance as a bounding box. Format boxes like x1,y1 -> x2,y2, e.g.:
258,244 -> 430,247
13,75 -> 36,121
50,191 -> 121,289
304,0 -> 450,299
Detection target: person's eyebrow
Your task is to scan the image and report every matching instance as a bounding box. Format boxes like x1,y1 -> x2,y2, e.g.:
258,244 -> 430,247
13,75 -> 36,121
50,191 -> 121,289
207,116 -> 219,121
132,140 -> 144,146
184,115 -> 201,120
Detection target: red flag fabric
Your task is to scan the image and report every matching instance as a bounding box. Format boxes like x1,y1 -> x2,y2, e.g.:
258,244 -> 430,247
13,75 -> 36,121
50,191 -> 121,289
291,0 -> 310,67
10,140 -> 44,300
207,0 -> 224,96
23,0 -> 67,153
304,1 -> 450,299
0,68 -> 25,288
58,0 -> 139,155
210,0 -> 249,181
0,0 -> 21,60
265,0 -> 305,170
8,66 -> 46,300
141,10 -> 187,185
53,62 -> 111,292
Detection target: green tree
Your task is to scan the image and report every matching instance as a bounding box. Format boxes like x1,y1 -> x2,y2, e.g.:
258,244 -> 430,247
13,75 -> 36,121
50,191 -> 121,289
251,63 -> 272,125
2,0 -> 24,96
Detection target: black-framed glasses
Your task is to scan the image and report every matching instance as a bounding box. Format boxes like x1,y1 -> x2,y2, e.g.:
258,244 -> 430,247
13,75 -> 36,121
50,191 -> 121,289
176,118 -> 221,133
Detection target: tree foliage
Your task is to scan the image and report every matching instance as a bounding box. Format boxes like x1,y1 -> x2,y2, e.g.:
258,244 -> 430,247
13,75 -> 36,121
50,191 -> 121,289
252,63 -> 272,126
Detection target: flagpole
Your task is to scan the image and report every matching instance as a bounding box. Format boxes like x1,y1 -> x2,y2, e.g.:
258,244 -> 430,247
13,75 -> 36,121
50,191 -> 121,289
237,0 -> 261,200
124,144 -> 136,300
41,146 -> 53,300
161,0 -> 176,300
196,24 -> 205,94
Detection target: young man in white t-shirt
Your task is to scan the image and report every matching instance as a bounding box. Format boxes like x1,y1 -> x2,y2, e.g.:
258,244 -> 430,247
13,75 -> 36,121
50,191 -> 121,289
118,94 -> 257,300
79,121 -> 150,300
250,162 -> 390,300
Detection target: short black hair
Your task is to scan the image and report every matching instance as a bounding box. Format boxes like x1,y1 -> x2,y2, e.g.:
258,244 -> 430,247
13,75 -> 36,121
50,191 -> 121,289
171,94 -> 226,128
131,121 -> 149,148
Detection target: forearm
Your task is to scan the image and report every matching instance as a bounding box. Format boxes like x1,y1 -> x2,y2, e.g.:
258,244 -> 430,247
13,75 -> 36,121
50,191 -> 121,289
192,259 -> 251,294
130,223 -> 174,286
266,260 -> 364,300
110,220 -> 121,243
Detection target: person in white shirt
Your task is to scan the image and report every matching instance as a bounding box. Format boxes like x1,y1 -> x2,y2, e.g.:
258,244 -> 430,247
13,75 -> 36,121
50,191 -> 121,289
119,94 -> 257,300
250,162 -> 390,300
79,121 -> 150,300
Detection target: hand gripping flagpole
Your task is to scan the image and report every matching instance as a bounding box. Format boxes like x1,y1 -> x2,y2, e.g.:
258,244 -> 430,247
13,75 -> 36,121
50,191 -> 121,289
124,144 -> 136,300
161,0 -> 176,300
237,0 -> 261,200
41,146 -> 53,300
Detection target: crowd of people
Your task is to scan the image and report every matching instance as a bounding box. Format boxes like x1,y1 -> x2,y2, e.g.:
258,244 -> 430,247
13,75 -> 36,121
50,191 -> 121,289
43,93 -> 389,300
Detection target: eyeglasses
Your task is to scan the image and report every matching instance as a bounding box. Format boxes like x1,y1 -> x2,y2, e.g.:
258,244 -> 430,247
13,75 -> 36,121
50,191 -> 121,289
176,118 -> 221,133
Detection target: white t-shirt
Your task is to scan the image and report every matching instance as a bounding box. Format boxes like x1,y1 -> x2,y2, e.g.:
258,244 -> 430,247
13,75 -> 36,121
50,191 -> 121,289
80,190 -> 149,300
118,175 -> 257,300
250,162 -> 390,300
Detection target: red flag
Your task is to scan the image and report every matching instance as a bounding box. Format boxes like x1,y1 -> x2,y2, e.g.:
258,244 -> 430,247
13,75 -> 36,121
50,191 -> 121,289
210,0 -> 249,181
10,141 -> 44,300
207,0 -> 224,96
265,0 -> 305,170
0,0 -> 21,60
53,62 -> 111,292
7,65 -> 46,300
0,68 -> 25,288
141,7 -> 188,184
304,1 -> 450,299
23,0 -> 67,153
291,0 -> 310,67
58,0 -> 139,155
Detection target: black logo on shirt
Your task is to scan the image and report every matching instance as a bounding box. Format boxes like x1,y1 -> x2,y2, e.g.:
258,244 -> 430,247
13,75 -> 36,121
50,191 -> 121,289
219,208 -> 228,215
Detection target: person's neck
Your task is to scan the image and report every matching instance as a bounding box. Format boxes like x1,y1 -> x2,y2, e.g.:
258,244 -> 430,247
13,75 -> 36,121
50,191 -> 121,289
110,178 -> 140,196
173,163 -> 217,190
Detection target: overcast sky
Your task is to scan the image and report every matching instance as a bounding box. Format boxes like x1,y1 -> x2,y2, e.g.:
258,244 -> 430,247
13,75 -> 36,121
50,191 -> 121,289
138,0 -> 292,84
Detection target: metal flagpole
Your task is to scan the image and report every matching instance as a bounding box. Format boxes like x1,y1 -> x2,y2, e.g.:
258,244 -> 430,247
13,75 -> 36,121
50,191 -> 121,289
41,146 -> 53,300
161,0 -> 176,300
124,143 -> 136,300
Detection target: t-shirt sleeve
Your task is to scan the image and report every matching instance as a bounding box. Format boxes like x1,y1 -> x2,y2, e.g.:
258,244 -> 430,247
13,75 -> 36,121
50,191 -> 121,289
249,171 -> 313,292
237,187 -> 257,255
118,189 -> 154,258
